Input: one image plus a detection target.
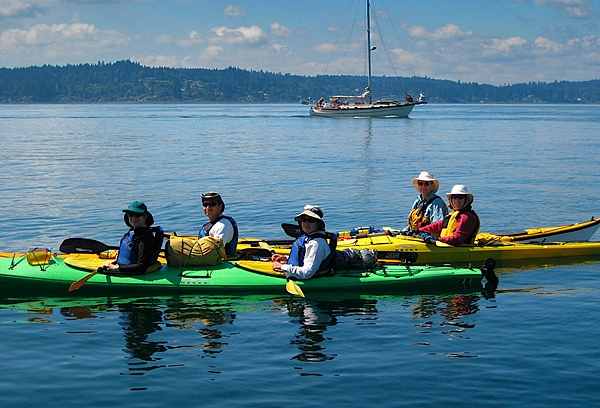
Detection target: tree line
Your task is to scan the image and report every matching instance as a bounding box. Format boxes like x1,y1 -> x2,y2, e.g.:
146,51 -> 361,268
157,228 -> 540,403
0,59 -> 598,104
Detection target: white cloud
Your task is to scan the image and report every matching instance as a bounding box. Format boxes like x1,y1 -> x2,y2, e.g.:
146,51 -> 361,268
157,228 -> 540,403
0,0 -> 37,17
483,36 -> 527,55
407,23 -> 472,40
534,36 -> 563,52
270,22 -> 292,38
224,5 -> 245,18
132,54 -> 180,68
210,25 -> 265,45
0,23 -> 128,62
533,0 -> 592,18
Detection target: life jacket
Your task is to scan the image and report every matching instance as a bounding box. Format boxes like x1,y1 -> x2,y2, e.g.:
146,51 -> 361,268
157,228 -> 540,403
407,195 -> 444,230
199,215 -> 239,257
116,226 -> 164,266
440,210 -> 480,244
287,232 -> 337,273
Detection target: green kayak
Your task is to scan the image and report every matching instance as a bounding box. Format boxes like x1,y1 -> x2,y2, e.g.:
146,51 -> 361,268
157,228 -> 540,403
0,251 -> 496,297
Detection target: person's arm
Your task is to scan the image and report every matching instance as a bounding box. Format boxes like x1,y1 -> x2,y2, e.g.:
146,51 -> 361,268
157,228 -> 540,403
281,239 -> 330,280
425,198 -> 448,224
117,230 -> 157,274
438,213 -> 478,246
209,219 -> 234,244
419,219 -> 443,236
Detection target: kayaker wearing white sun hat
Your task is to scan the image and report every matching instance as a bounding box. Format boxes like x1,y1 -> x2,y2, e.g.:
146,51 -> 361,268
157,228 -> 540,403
418,185 -> 480,247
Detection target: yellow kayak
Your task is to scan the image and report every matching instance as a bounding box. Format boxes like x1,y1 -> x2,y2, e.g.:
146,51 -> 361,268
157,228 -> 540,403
238,233 -> 600,268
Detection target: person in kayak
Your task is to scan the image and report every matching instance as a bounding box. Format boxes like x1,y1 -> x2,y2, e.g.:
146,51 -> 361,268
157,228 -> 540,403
418,185 -> 480,246
103,201 -> 164,275
401,171 -> 448,234
272,205 -> 333,280
198,192 -> 239,258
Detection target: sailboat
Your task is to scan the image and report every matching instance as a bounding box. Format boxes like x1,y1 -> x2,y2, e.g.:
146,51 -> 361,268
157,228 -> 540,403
310,0 -> 427,118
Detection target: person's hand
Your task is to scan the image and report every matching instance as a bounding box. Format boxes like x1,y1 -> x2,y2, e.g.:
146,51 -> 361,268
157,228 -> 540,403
400,229 -> 412,236
103,262 -> 119,270
420,233 -> 436,244
271,254 -> 287,263
272,262 -> 284,272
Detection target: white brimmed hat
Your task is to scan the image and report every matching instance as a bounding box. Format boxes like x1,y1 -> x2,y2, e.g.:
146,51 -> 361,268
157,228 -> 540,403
446,185 -> 474,203
294,205 -> 324,222
412,171 -> 439,193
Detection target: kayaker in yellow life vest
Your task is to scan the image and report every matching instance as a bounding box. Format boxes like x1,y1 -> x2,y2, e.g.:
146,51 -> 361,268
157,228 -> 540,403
418,185 -> 480,247
401,171 -> 448,234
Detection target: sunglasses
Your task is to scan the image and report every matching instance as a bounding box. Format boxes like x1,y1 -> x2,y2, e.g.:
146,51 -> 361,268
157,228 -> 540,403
203,201 -> 219,207
299,217 -> 317,223
418,181 -> 432,186
127,212 -> 144,218
450,195 -> 466,200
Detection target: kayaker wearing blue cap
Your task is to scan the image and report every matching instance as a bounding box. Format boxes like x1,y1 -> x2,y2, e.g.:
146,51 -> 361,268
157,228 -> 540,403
198,192 -> 239,258
418,185 -> 480,247
401,171 -> 447,234
103,201 -> 164,275
272,205 -> 333,280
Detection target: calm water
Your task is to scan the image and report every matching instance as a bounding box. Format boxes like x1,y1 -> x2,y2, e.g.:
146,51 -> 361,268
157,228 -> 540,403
0,104 -> 599,407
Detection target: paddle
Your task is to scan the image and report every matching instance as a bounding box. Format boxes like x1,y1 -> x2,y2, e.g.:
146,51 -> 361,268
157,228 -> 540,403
59,238 -> 118,254
68,267 -> 106,292
286,278 -> 305,297
281,223 -> 302,238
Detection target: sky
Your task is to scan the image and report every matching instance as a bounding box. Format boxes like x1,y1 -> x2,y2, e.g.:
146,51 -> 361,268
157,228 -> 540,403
0,0 -> 599,85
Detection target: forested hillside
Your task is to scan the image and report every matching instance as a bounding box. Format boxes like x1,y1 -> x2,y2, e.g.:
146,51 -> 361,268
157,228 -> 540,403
0,60 -> 598,104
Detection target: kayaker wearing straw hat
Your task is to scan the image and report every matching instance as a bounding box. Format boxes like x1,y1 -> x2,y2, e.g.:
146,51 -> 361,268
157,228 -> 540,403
272,205 -> 333,280
401,171 -> 448,234
418,185 -> 481,247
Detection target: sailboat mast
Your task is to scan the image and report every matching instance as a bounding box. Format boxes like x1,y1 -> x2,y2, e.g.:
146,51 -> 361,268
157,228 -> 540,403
366,0 -> 372,103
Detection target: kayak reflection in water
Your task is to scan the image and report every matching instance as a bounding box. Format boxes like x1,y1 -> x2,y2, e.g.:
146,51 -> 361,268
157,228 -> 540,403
272,205 -> 333,280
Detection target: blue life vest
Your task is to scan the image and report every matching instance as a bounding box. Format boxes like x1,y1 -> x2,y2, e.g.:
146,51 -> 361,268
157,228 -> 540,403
116,226 -> 164,266
287,232 -> 337,273
199,215 -> 239,257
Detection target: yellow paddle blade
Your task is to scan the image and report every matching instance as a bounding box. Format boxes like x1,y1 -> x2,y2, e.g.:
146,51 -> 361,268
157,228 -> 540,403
68,269 -> 100,292
286,279 -> 305,297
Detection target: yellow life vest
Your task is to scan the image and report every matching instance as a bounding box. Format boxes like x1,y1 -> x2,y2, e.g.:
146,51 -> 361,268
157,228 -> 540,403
407,196 -> 440,230
440,210 -> 481,244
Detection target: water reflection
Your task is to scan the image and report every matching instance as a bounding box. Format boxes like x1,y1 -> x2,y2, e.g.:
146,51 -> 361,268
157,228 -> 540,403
2,291 -> 494,374
279,298 -> 379,363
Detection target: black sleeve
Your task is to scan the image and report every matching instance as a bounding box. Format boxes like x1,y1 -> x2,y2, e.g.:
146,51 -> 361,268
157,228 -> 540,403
118,229 -> 158,275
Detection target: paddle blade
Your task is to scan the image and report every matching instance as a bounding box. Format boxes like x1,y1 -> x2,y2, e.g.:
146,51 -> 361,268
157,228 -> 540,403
68,269 -> 100,292
286,279 -> 305,297
60,238 -> 112,254
281,223 -> 302,238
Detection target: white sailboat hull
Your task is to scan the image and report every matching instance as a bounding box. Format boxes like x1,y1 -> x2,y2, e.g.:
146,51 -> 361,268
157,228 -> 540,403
310,101 -> 426,118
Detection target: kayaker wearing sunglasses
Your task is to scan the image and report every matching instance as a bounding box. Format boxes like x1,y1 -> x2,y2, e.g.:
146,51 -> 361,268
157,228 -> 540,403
198,192 -> 239,258
103,201 -> 163,275
272,205 -> 333,279
418,185 -> 481,246
401,171 -> 447,234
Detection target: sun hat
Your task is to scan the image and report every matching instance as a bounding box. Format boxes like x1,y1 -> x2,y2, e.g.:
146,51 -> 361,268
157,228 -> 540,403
202,191 -> 225,210
412,171 -> 440,193
445,185 -> 474,204
294,205 -> 326,230
294,205 -> 324,222
122,201 -> 154,227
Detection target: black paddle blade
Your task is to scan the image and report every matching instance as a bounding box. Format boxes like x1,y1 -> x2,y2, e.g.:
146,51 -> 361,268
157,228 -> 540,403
281,223 -> 302,238
59,238 -> 112,254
